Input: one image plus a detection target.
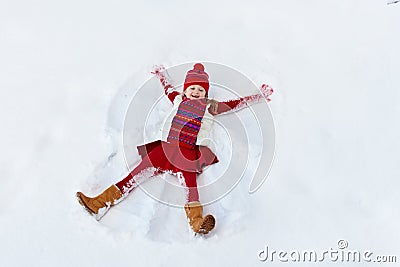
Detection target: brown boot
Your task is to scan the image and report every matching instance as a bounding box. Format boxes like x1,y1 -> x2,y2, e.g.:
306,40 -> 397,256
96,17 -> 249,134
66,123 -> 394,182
76,185 -> 123,220
184,201 -> 215,234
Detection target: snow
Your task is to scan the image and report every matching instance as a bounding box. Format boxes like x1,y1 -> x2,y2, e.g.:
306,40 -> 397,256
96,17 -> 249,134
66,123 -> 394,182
1,0 -> 400,266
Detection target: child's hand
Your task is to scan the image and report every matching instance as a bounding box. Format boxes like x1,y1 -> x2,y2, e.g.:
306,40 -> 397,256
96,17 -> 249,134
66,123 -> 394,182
260,84 -> 274,102
151,65 -> 166,78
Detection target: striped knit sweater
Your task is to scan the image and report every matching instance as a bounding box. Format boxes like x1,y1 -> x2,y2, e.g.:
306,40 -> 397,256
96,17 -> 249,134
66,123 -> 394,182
167,98 -> 207,149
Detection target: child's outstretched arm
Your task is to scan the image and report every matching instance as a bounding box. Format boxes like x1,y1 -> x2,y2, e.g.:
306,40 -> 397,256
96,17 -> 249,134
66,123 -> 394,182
151,65 -> 180,103
209,84 -> 273,115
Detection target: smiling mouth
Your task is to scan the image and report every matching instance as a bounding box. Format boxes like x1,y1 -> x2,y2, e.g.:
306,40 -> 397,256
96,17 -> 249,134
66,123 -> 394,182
191,95 -> 200,98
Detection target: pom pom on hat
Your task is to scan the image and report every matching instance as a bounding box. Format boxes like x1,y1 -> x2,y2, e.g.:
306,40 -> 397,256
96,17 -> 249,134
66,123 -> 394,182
193,63 -> 205,71
184,63 -> 210,94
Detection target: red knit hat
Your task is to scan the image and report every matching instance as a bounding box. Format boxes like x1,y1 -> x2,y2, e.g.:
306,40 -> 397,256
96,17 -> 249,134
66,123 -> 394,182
183,63 -> 210,94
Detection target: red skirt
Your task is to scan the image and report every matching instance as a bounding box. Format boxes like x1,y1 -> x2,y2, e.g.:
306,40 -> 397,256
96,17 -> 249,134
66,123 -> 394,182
136,140 -> 219,174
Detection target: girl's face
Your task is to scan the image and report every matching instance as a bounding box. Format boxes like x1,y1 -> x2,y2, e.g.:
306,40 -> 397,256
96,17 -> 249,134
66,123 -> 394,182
184,85 -> 206,100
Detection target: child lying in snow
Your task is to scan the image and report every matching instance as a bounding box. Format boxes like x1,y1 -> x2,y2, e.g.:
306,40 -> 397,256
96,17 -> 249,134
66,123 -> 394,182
77,63 -> 273,234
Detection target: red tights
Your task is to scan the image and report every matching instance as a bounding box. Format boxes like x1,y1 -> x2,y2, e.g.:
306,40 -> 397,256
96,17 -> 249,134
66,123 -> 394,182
115,157 -> 199,202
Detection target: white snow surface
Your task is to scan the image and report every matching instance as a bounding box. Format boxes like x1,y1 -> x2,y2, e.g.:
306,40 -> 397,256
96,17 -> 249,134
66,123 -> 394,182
1,0 -> 399,266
